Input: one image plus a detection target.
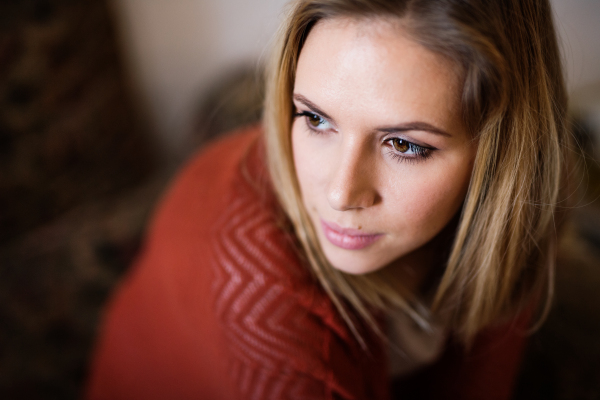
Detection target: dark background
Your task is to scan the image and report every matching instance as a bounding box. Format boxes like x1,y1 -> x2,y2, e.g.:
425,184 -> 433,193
0,1 -> 598,399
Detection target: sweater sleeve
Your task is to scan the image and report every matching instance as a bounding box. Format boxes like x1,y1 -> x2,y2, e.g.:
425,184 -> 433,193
391,309 -> 532,400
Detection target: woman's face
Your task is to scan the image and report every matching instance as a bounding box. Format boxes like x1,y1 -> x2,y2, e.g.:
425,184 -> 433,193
292,17 -> 477,275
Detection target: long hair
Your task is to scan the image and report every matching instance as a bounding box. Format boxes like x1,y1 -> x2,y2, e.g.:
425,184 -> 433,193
264,0 -> 570,344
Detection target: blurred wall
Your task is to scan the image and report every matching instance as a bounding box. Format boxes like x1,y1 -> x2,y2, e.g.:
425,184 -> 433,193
109,0 -> 288,159
553,0 -> 600,141
109,0 -> 600,158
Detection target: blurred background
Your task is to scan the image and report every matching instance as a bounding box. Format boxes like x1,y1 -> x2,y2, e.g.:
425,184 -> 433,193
0,0 -> 598,398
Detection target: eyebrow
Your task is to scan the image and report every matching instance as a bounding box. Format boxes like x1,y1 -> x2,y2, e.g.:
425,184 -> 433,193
377,123 -> 451,138
293,93 -> 452,138
293,94 -> 333,121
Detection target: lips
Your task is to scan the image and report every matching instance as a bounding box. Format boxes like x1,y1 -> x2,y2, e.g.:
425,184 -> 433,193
320,220 -> 383,250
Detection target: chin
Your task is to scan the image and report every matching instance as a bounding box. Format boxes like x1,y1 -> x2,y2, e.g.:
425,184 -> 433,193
332,264 -> 378,275
324,250 -> 383,275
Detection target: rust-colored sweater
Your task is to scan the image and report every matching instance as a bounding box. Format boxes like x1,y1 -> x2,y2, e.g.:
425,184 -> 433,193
86,126 -> 528,400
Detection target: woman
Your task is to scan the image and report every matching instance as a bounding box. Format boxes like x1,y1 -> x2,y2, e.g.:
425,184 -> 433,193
87,0 -> 570,399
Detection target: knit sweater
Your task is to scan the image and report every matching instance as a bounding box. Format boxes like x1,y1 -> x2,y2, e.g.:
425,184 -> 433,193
86,126 -> 529,400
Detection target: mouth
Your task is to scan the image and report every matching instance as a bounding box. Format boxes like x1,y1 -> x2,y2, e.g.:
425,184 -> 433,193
320,219 -> 383,250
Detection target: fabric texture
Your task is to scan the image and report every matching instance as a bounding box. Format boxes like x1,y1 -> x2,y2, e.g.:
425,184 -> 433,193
86,126 -> 529,400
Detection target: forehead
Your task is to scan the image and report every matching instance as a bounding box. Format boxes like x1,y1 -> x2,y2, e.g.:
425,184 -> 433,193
294,17 -> 463,130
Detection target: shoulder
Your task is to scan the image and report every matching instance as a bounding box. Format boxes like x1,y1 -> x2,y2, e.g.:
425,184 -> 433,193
92,123 -> 390,399
149,125 -> 262,240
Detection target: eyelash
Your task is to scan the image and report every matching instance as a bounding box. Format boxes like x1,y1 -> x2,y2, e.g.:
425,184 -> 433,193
294,110 -> 434,163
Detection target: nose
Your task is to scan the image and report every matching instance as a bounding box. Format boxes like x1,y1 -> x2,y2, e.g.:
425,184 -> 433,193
326,138 -> 379,211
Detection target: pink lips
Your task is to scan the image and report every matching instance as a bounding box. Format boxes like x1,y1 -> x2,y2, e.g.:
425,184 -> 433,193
320,220 -> 383,250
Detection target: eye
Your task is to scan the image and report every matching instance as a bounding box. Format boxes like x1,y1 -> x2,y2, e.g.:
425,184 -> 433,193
306,113 -> 322,127
294,111 -> 332,132
384,137 -> 433,163
392,138 -> 410,153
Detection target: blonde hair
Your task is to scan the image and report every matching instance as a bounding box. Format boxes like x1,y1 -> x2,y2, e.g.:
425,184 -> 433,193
264,0 -> 570,344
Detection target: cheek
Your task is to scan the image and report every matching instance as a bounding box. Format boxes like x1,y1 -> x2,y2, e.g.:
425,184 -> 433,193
387,160 -> 471,235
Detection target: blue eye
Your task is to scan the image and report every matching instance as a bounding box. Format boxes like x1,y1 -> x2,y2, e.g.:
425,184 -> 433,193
295,111 -> 332,131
